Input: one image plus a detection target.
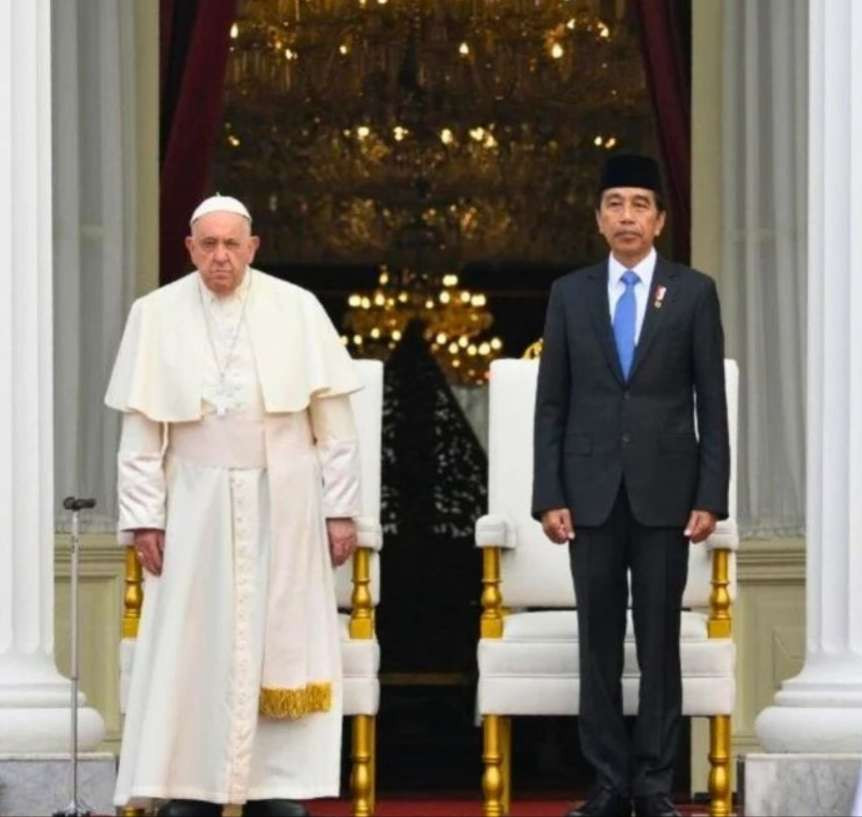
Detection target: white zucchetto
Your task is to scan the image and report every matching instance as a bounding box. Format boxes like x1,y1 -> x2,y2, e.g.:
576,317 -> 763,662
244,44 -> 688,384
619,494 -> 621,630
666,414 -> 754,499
190,195 -> 252,227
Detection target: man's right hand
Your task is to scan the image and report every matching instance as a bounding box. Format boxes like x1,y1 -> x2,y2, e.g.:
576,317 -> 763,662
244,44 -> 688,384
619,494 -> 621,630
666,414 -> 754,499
133,528 -> 165,575
540,508 -> 575,544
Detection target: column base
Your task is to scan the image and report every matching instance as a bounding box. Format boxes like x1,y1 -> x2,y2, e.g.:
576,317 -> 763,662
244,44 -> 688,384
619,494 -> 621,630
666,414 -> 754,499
0,706 -> 105,753
756,704 -> 862,752
744,753 -> 862,817
0,752 -> 116,817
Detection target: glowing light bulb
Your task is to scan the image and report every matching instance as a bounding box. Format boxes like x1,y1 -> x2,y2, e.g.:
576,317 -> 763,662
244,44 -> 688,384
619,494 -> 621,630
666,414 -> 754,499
353,335 -> 363,345
392,329 -> 402,341
230,23 -> 239,39
551,43 -> 564,59
436,333 -> 448,345
459,42 -> 470,56
594,135 -> 603,146
348,294 -> 361,307
460,291 -> 471,303
479,342 -> 491,355
393,126 -> 408,141
440,128 -> 454,145
370,327 -> 381,339
439,291 -> 451,304
491,337 -> 503,350
357,126 -> 371,139
448,342 -> 459,354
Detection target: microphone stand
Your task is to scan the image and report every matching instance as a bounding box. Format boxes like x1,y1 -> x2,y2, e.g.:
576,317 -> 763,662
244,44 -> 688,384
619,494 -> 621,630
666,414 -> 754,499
53,496 -> 96,817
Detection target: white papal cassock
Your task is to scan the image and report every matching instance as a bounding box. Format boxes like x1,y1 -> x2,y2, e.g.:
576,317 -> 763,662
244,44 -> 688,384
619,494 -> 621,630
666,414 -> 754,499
106,269 -> 362,807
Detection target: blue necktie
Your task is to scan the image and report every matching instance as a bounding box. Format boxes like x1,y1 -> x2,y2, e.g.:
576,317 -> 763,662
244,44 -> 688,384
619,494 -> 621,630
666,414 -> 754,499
613,270 -> 639,379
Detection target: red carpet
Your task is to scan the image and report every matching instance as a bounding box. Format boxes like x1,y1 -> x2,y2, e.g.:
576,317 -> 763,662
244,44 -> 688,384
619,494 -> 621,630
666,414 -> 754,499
311,795 -> 715,816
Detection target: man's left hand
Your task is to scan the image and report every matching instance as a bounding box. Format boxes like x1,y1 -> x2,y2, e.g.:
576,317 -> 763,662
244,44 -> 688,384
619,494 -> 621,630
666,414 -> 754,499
685,509 -> 718,543
327,517 -> 358,566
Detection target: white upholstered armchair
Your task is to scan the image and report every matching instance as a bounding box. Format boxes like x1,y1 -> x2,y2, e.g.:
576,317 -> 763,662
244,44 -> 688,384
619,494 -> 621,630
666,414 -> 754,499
120,359 -> 384,817
476,358 -> 739,817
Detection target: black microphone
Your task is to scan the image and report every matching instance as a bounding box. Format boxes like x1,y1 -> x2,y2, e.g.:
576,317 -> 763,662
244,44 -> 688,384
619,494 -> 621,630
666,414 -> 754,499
63,497 -> 97,512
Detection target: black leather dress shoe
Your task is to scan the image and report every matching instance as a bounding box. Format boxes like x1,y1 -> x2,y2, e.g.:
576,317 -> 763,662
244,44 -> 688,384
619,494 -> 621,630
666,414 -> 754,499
156,800 -> 222,817
565,786 -> 632,817
241,800 -> 310,817
633,793 -> 681,817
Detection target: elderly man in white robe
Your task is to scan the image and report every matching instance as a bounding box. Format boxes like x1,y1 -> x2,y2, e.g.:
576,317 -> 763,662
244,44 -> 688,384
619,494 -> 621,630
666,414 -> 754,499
107,196 -> 362,817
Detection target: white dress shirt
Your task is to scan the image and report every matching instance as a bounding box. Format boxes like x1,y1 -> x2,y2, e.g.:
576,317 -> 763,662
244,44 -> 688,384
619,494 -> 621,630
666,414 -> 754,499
607,247 -> 657,344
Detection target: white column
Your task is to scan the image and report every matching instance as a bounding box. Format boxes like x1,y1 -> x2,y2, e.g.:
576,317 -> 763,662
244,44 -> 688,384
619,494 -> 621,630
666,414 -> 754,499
755,0 -> 862,752
0,0 -> 104,752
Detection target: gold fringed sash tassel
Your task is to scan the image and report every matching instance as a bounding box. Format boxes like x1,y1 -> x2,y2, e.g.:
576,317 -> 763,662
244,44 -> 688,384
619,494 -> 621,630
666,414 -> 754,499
259,681 -> 332,719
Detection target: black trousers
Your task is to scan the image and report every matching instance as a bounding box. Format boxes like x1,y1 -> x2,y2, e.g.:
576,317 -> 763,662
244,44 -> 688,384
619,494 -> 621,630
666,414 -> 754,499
568,483 -> 689,798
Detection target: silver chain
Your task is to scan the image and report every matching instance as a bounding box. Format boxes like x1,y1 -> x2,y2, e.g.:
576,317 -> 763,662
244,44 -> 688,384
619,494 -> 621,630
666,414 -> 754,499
197,269 -> 253,397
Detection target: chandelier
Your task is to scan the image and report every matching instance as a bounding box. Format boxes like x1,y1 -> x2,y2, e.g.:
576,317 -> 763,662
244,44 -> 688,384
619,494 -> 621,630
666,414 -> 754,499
213,0 -> 655,267
343,265 -> 502,384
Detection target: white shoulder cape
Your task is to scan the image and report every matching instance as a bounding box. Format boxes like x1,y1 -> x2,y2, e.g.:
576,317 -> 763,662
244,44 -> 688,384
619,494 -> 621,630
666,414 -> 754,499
105,269 -> 360,421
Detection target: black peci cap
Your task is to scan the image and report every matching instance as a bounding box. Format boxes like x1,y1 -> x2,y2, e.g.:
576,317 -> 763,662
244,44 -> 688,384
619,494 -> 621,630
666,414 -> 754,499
598,154 -> 663,196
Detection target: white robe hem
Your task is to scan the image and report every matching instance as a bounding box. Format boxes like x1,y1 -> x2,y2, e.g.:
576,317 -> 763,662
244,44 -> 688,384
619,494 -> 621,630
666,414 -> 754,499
115,783 -> 340,807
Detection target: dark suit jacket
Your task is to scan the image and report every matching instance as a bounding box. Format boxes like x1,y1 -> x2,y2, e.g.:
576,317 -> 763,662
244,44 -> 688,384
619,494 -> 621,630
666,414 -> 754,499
531,255 -> 730,528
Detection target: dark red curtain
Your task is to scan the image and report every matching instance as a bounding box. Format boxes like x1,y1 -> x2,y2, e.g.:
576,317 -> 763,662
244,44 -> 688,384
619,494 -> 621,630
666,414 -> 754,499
160,0 -> 237,284
633,0 -> 692,263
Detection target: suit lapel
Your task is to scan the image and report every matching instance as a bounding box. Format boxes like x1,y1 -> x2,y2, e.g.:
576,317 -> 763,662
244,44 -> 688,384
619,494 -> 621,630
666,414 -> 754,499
587,261 -> 625,386
629,256 -> 678,381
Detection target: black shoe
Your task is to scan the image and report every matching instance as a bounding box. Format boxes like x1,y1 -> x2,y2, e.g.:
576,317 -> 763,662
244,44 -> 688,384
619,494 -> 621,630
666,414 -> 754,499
566,786 -> 632,817
156,801 -> 222,817
241,800 -> 310,817
633,793 -> 681,817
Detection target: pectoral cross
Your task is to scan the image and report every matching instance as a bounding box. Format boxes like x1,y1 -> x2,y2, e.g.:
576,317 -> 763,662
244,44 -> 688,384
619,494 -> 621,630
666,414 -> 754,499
213,383 -> 229,417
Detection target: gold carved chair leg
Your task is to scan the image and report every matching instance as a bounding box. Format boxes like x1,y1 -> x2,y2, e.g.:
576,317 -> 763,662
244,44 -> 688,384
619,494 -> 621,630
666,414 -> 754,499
349,546 -> 376,816
481,546 -> 506,816
482,714 -> 505,817
119,546 -> 146,816
709,714 -> 732,817
707,547 -> 733,817
123,545 -> 144,639
351,713 -> 375,817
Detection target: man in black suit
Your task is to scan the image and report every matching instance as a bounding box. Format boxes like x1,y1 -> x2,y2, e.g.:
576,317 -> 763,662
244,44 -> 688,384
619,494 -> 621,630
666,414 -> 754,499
532,155 -> 730,817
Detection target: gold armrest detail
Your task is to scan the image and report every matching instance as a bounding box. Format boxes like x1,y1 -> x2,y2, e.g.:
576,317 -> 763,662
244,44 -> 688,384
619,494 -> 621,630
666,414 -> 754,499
522,339 -> 543,359
480,547 -> 504,639
123,545 -> 144,639
350,547 -> 374,639
708,548 -> 732,639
